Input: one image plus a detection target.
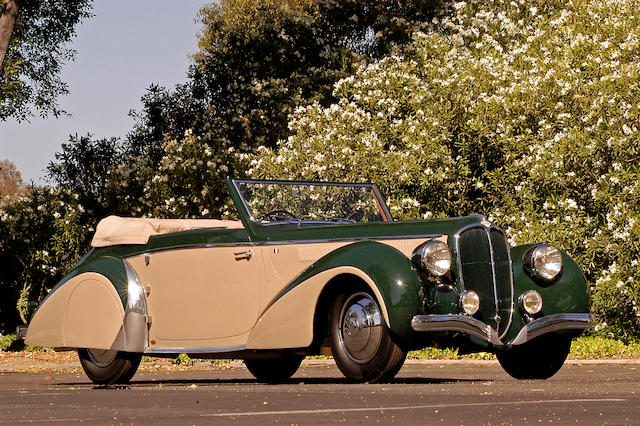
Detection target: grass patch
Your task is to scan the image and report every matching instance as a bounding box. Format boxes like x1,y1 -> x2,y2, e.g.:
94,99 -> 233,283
407,347 -> 495,360
568,336 -> 640,359
0,334 -> 17,351
405,336 -> 640,360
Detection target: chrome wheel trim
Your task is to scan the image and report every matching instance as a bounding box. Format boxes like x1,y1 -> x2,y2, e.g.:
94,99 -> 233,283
338,292 -> 383,364
87,349 -> 118,367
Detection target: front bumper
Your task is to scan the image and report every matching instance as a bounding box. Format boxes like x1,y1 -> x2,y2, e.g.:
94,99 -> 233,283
411,313 -> 594,346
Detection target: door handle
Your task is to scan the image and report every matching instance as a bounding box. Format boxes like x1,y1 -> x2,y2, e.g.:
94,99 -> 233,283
234,250 -> 253,260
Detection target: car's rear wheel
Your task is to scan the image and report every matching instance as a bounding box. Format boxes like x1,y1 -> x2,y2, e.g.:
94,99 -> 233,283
329,291 -> 406,383
78,349 -> 142,384
497,334 -> 571,379
244,354 -> 304,383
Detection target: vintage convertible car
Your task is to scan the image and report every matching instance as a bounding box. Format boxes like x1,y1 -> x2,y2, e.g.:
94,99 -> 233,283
22,179 -> 593,384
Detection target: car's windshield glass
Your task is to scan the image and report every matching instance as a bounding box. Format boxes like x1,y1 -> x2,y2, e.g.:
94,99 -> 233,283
234,180 -> 390,224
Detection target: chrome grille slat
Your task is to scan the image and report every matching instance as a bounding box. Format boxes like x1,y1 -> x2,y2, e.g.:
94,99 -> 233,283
455,224 -> 514,339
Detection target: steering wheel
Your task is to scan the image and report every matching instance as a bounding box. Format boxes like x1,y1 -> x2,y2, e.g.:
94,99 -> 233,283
259,209 -> 297,222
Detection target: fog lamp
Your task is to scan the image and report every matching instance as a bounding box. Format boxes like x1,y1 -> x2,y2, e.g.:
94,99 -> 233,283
520,290 -> 543,315
459,290 -> 480,315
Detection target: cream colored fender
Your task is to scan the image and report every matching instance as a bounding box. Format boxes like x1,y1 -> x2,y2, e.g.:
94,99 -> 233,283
25,272 -> 125,351
246,266 -> 389,349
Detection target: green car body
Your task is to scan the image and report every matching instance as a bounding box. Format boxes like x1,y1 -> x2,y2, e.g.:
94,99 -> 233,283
23,179 -> 593,384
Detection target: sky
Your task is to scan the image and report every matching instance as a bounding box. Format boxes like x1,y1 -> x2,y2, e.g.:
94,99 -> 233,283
0,0 -> 210,183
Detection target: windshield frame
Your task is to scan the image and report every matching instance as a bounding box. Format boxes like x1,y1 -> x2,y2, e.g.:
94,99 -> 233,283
231,179 -> 393,225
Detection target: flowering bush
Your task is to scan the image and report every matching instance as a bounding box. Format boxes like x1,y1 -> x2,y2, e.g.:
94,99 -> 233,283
0,188 -> 90,330
109,131 -> 238,219
252,0 -> 640,339
108,0 -> 446,222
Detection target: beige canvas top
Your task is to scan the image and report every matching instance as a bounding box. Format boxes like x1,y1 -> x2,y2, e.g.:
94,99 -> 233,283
91,215 -> 244,247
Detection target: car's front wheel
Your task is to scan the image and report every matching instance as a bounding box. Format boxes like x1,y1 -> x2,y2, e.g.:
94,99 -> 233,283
78,349 -> 142,385
244,354 -> 304,383
329,291 -> 406,383
497,333 -> 571,379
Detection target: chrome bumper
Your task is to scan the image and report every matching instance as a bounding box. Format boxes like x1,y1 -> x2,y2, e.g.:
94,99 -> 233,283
411,314 -> 504,345
508,313 -> 595,346
410,313 -> 594,346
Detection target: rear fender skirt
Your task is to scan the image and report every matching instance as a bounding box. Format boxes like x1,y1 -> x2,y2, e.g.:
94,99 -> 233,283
25,272 -> 125,350
25,270 -> 149,353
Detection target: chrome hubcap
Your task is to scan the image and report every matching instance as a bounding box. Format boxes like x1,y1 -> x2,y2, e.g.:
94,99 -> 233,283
339,292 -> 383,364
87,349 -> 117,367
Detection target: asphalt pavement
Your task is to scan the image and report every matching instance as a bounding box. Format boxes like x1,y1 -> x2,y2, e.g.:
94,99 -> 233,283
1,359 -> 639,425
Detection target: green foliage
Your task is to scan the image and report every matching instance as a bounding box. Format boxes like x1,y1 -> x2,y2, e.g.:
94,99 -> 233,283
173,353 -> 194,366
408,347 -> 495,360
115,0 -> 445,219
108,131 -> 238,219
0,186 -> 91,329
46,134 -> 123,218
253,0 -> 640,338
0,0 -> 93,121
0,333 -> 16,351
570,335 -> 640,358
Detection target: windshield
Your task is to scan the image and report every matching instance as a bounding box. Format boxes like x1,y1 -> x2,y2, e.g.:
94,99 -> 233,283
234,180 -> 391,224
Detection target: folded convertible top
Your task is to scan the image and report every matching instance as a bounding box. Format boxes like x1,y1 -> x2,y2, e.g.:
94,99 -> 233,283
91,215 -> 244,247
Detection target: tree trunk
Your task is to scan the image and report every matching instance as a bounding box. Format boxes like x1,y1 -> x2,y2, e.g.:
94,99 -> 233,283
0,0 -> 22,71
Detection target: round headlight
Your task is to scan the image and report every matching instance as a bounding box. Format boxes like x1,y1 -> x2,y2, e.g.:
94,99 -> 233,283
459,291 -> 480,315
417,240 -> 452,277
524,244 -> 563,282
520,290 -> 543,315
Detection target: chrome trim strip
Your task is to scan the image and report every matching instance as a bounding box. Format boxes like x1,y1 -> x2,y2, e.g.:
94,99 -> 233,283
411,314 -> 504,345
490,226 -> 515,340
454,223 -> 514,340
501,228 -> 516,339
485,226 -> 501,327
116,260 -> 149,352
124,234 -> 443,258
123,259 -> 148,313
144,344 -> 247,354
508,313 -> 594,346
454,223 -> 477,290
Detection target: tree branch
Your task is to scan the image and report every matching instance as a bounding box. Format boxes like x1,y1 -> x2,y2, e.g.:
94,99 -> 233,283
0,0 -> 22,71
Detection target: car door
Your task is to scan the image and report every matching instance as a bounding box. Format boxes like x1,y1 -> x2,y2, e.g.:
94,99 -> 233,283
145,245 -> 263,349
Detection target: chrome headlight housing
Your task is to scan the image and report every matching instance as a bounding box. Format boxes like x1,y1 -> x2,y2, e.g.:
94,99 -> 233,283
412,240 -> 452,277
523,244 -> 563,283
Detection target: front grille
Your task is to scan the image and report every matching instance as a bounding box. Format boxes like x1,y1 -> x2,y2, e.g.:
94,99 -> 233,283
456,226 -> 513,337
